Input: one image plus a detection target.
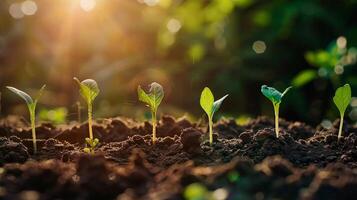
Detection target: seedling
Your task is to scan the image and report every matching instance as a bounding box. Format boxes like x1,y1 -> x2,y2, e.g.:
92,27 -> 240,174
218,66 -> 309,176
333,84 -> 351,140
6,85 -> 46,154
74,77 -> 100,153
137,82 -> 164,145
200,87 -> 228,145
261,85 -> 292,138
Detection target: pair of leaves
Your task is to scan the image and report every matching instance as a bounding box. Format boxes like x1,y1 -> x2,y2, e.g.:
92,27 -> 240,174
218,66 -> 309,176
137,82 -> 164,112
6,85 -> 46,113
200,87 -> 228,118
333,84 -> 351,116
84,137 -> 99,154
261,85 -> 292,105
74,77 -> 100,104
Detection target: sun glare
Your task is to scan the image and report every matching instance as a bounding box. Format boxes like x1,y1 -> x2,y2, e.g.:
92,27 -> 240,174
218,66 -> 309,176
80,0 -> 96,12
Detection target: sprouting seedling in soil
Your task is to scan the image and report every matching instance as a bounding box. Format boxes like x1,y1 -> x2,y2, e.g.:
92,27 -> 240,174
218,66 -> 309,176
137,82 -> 164,145
200,87 -> 228,145
6,85 -> 46,154
333,84 -> 351,140
74,77 -> 100,154
261,85 -> 292,138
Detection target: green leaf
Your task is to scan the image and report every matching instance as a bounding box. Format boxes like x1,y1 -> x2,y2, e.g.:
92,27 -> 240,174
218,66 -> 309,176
212,94 -> 229,116
333,84 -> 351,115
6,86 -> 34,106
74,77 -> 100,104
200,87 -> 228,118
200,87 -> 214,117
292,70 -> 317,87
137,82 -> 164,112
34,85 -> 46,105
261,85 -> 292,105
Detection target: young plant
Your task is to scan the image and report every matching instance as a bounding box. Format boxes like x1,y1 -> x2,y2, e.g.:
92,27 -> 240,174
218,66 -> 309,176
6,85 -> 46,154
137,82 -> 164,145
74,77 -> 100,153
200,87 -> 228,145
333,84 -> 351,140
261,85 -> 292,138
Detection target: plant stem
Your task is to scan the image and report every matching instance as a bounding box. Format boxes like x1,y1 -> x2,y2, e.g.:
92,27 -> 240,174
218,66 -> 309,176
273,103 -> 280,138
88,102 -> 93,140
209,116 -> 213,145
30,110 -> 37,154
152,111 -> 157,145
338,114 -> 344,140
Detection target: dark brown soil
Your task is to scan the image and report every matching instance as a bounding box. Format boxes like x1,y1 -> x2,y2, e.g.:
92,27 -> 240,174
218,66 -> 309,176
0,115 -> 356,199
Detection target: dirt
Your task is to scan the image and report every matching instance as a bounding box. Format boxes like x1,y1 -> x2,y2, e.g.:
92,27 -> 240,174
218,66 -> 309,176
0,115 -> 356,199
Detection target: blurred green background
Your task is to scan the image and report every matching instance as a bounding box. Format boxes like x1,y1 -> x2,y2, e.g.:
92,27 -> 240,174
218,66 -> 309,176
0,0 -> 356,125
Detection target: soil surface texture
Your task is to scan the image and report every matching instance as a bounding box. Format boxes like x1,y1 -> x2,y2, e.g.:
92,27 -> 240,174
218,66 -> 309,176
0,115 -> 356,200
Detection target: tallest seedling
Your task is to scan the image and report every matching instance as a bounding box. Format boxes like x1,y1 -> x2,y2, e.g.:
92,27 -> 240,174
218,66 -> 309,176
7,85 -> 46,154
261,85 -> 292,138
333,84 -> 352,140
74,77 -> 100,153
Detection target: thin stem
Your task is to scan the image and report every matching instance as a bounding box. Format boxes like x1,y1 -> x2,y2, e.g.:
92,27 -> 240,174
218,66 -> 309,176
88,102 -> 93,140
30,110 -> 37,154
152,111 -> 157,145
273,103 -> 280,138
209,116 -> 213,145
338,113 -> 344,140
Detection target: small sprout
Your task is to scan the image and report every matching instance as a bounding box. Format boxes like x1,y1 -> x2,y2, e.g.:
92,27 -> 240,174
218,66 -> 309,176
74,77 -> 100,153
200,87 -> 228,145
84,138 -> 99,154
333,84 -> 352,140
6,85 -> 46,154
261,85 -> 292,138
137,82 -> 164,145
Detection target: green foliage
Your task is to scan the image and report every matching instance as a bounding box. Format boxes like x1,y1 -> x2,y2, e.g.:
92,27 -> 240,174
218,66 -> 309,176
293,38 -> 357,88
292,70 -> 317,87
74,77 -> 100,153
227,171 -> 240,183
261,85 -> 292,138
6,85 -> 46,154
183,183 -> 209,200
39,107 -> 68,124
138,82 -> 164,144
200,87 -> 228,145
333,84 -> 352,139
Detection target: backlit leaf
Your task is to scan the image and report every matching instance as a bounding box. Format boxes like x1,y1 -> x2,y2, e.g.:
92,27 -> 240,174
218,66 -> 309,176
333,84 -> 351,116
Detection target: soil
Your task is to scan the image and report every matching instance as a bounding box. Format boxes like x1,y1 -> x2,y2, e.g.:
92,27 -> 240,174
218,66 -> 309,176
0,115 -> 356,199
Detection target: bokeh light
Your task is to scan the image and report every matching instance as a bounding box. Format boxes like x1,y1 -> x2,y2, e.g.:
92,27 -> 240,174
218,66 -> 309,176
144,0 -> 159,7
21,0 -> 37,16
337,36 -> 347,49
9,3 -> 24,19
80,0 -> 96,12
252,40 -> 266,54
167,18 -> 182,33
